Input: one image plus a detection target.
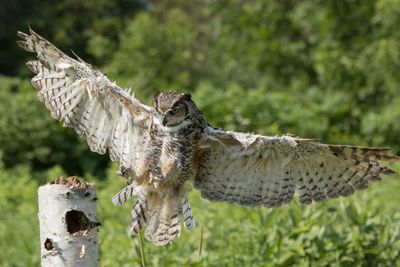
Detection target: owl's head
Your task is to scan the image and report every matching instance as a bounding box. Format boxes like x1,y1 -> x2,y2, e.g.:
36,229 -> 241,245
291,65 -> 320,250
153,91 -> 196,128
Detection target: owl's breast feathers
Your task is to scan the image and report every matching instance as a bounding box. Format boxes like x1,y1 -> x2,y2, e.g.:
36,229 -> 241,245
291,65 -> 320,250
150,113 -> 206,186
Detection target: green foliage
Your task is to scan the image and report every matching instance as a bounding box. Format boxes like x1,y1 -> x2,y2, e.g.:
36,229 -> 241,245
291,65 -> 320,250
106,9 -> 203,100
0,165 -> 40,267
0,0 -> 147,76
1,0 -> 400,266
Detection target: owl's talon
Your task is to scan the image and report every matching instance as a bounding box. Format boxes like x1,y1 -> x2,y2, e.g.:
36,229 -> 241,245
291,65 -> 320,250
153,168 -> 162,177
147,163 -> 155,171
148,165 -> 164,187
117,165 -> 128,176
150,174 -> 163,182
148,164 -> 162,177
148,164 -> 162,174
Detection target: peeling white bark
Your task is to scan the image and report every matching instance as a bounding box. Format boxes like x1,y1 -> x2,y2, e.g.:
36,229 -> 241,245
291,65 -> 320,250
38,181 -> 100,267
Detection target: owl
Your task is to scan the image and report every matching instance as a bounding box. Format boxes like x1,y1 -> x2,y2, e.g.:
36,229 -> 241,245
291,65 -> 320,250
18,29 -> 400,246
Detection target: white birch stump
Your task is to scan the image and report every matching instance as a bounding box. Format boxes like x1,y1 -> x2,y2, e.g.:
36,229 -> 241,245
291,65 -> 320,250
38,177 -> 100,267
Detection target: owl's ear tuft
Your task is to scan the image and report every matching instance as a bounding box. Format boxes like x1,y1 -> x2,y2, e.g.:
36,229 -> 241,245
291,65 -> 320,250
181,93 -> 192,101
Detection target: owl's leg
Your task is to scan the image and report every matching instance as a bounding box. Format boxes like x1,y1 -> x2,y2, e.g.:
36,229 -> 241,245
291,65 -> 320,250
160,158 -> 179,180
123,157 -> 155,187
117,165 -> 142,185
147,159 -> 179,187
147,163 -> 163,187
117,165 -> 127,176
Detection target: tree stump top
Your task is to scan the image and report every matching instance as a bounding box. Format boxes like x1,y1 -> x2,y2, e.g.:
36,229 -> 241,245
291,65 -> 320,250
50,176 -> 94,189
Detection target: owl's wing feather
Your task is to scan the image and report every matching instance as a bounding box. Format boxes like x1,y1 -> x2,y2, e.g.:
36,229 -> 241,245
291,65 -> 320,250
18,29 -> 152,171
195,126 -> 399,207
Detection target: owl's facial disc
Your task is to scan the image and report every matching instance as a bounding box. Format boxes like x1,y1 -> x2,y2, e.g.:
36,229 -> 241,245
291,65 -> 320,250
162,102 -> 188,127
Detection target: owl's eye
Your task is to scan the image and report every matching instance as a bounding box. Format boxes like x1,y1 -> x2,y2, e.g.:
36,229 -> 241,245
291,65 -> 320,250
170,107 -> 180,115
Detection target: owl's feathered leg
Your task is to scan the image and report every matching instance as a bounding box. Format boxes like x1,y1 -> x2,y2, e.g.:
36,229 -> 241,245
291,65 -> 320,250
147,163 -> 164,188
147,158 -> 181,188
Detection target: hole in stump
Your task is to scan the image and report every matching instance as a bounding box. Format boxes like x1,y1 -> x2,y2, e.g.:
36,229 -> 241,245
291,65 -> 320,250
65,210 -> 100,234
44,238 -> 54,250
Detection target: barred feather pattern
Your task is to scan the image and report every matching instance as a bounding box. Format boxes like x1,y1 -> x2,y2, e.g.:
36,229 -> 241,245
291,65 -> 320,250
112,183 -> 193,245
111,183 -> 150,235
143,191 -> 182,246
129,200 -> 147,234
112,182 -> 146,207
195,127 -> 399,208
17,29 -> 152,176
181,195 -> 195,229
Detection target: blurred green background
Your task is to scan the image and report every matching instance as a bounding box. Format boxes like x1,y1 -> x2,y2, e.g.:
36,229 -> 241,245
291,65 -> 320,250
1,0 -> 400,266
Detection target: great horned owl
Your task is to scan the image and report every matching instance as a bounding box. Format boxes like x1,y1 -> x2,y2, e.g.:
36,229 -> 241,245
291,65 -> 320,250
18,29 -> 400,246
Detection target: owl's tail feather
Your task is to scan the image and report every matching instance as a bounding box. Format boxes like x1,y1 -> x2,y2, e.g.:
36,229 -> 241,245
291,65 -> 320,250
129,200 -> 147,234
144,193 -> 196,246
111,182 -> 146,206
143,191 -> 182,246
112,184 -> 148,234
181,195 -> 195,229
112,185 -> 195,246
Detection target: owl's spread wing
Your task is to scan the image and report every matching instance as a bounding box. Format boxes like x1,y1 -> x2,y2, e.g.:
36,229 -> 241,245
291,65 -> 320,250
195,126 -> 399,207
18,29 -> 152,171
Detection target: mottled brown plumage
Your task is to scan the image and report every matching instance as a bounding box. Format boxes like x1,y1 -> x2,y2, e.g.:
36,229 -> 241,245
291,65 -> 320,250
18,29 -> 400,246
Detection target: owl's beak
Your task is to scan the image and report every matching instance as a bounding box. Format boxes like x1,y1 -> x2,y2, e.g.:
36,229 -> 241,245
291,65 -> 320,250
162,114 -> 170,126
